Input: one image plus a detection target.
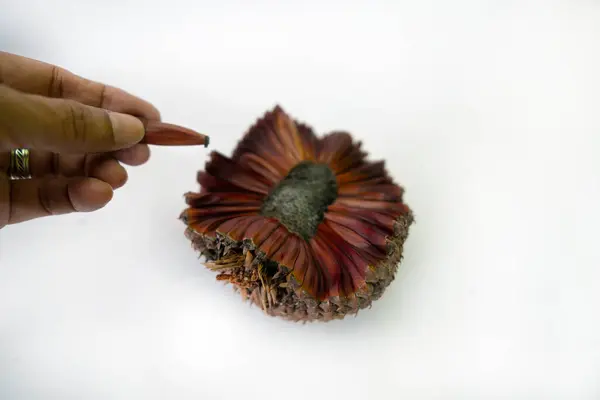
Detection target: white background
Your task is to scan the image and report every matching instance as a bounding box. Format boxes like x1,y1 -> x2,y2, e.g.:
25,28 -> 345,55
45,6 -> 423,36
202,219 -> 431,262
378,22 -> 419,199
1,0 -> 599,399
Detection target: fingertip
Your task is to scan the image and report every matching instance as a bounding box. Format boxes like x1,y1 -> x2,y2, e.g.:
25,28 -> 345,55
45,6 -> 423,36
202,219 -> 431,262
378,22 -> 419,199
68,178 -> 114,212
144,104 -> 162,122
110,89 -> 161,122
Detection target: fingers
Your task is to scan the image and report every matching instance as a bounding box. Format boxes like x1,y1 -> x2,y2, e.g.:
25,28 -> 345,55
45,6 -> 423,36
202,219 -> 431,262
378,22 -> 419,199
0,147 -> 145,187
0,52 -> 164,228
89,158 -> 128,189
0,51 -> 160,121
2,176 -> 113,227
45,154 -> 129,189
0,84 -> 145,153
113,144 -> 151,166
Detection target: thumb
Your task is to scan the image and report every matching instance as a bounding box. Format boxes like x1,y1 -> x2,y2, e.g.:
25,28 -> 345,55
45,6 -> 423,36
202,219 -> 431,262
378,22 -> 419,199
0,84 -> 145,153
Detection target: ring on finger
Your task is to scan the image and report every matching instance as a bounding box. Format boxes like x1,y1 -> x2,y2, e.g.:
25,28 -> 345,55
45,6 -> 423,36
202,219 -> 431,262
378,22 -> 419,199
8,148 -> 32,180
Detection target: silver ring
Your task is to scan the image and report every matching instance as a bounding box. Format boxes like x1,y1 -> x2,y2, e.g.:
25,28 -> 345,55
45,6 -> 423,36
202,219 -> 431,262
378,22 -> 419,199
8,148 -> 32,180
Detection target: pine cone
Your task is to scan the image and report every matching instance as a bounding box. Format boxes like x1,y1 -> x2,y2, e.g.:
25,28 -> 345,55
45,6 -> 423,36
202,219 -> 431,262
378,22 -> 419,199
181,106 -> 414,322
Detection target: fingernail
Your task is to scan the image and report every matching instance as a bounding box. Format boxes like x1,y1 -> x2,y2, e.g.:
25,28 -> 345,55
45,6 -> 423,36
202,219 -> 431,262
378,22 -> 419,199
109,112 -> 145,147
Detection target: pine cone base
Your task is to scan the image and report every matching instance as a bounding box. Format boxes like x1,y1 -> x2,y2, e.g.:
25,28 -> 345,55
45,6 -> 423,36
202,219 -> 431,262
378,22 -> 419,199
184,210 -> 413,322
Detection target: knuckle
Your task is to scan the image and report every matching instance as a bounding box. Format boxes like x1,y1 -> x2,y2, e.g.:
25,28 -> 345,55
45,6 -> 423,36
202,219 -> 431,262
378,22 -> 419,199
37,179 -> 76,216
48,66 -> 65,98
59,101 -> 113,146
97,83 -> 107,108
60,100 -> 89,143
37,181 -> 56,215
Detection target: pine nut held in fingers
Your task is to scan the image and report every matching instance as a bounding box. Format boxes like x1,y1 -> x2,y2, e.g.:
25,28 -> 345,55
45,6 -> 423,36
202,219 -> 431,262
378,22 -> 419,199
141,120 -> 210,147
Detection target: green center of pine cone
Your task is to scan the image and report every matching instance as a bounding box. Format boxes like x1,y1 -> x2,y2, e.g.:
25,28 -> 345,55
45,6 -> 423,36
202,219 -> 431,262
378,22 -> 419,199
260,161 -> 338,240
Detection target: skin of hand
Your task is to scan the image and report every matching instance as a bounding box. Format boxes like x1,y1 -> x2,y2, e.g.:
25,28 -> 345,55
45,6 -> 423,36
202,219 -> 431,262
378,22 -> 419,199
0,51 -> 161,229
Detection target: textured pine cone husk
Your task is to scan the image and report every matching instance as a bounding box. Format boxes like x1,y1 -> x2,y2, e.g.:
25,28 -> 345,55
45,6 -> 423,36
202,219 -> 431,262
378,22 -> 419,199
181,106 -> 414,322
184,212 -> 413,322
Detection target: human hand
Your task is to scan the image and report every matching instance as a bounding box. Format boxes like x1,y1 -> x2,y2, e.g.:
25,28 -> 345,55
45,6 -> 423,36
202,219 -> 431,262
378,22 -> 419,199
0,51 -> 161,229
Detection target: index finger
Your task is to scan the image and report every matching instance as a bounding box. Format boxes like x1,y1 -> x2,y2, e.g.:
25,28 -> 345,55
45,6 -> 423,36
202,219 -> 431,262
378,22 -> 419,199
0,51 -> 161,121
